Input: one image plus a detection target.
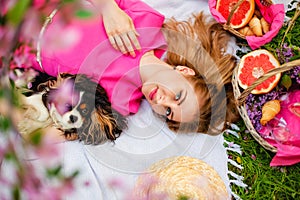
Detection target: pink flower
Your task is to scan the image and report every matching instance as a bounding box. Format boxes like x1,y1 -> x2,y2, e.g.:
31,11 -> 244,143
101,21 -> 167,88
48,79 -> 80,115
22,166 -> 43,199
32,0 -> 61,9
10,45 -> 36,70
42,22 -> 81,54
21,9 -> 42,44
83,180 -> 91,187
9,68 -> 39,88
107,177 -> 125,190
0,145 -> 6,162
228,142 -> 234,147
272,124 -> 291,143
289,102 -> 300,118
135,174 -> 159,190
0,0 -> 17,16
21,161 -> 75,200
126,174 -> 169,200
32,0 -> 47,9
53,179 -> 75,198
0,26 -> 15,57
263,91 -> 300,144
32,133 -> 61,165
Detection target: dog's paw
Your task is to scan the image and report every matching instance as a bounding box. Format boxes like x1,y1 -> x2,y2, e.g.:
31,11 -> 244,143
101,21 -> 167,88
17,117 -> 53,136
17,120 -> 32,136
64,133 -> 79,141
17,119 -> 41,136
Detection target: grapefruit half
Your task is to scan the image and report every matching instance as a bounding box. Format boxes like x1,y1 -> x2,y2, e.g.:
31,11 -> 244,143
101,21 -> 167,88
237,49 -> 281,94
216,0 -> 255,29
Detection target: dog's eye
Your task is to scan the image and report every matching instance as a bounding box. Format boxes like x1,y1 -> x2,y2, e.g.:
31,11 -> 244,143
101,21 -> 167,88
79,103 -> 88,115
80,104 -> 88,115
82,108 -> 88,115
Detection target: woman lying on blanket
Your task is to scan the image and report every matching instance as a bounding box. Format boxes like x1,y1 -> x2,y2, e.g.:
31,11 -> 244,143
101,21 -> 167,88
31,0 -> 239,135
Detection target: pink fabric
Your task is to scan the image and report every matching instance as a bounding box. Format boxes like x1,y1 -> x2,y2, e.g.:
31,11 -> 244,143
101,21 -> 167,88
259,90 -> 300,166
31,0 -> 167,116
208,0 -> 285,50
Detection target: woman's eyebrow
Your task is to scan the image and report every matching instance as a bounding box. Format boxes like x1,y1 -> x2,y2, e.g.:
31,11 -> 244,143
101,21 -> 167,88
170,91 -> 187,121
178,90 -> 187,106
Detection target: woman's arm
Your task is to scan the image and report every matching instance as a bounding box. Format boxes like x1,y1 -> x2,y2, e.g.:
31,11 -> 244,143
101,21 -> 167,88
89,0 -> 141,57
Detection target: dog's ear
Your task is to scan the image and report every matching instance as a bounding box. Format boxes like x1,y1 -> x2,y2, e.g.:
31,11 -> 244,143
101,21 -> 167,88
78,108 -> 123,145
72,74 -> 128,145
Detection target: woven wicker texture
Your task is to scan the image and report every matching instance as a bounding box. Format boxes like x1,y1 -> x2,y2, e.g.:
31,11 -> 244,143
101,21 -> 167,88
222,0 -> 248,39
134,156 -> 229,200
222,0 -> 273,39
232,59 -> 300,152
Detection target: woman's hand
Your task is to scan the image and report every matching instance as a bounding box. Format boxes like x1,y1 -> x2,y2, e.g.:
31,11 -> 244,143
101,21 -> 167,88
102,1 -> 141,57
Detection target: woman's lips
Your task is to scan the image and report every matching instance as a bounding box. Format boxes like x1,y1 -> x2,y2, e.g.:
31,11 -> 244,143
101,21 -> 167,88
149,87 -> 158,101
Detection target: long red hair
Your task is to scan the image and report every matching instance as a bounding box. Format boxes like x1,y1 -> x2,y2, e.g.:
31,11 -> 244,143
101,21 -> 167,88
162,12 -> 240,134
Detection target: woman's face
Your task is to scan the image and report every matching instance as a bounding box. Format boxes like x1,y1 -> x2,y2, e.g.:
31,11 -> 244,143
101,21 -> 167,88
142,66 -> 202,123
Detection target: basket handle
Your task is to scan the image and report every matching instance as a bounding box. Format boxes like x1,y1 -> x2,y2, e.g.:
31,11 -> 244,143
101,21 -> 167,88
237,59 -> 300,105
225,0 -> 275,27
225,0 -> 245,27
223,0 -> 248,39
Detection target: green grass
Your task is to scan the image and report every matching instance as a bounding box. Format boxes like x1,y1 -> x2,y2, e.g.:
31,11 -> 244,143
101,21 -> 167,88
224,120 -> 300,200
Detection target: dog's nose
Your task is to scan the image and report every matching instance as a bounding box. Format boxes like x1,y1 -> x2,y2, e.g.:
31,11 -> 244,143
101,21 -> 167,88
69,115 -> 78,123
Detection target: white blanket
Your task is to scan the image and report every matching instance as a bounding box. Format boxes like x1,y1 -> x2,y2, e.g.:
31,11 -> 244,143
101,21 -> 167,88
60,100 -> 231,199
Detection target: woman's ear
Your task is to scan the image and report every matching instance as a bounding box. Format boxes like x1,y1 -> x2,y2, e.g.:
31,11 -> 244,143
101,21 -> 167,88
175,65 -> 196,76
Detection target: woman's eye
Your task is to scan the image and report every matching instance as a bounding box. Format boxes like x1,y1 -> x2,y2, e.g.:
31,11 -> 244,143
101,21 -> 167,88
166,107 -> 171,117
175,91 -> 182,101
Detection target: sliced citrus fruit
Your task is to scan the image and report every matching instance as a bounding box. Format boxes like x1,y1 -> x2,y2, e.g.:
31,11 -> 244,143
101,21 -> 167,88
216,0 -> 255,29
237,49 -> 281,94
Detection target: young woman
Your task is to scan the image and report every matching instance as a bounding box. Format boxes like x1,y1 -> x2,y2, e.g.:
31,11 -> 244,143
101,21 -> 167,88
32,0 -> 239,135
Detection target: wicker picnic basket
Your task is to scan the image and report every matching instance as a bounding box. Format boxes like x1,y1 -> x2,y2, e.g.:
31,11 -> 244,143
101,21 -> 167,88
208,0 -> 287,53
221,0 -> 252,39
232,59 -> 300,152
218,0 -> 274,39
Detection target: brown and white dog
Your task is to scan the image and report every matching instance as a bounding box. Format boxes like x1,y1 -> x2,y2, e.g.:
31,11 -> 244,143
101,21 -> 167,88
15,69 -> 127,145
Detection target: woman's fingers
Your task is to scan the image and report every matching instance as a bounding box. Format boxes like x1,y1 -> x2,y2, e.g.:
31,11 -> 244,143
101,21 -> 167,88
102,4 -> 141,57
121,33 -> 135,57
108,35 -> 118,50
113,34 -> 127,54
109,30 -> 141,57
128,30 -> 141,51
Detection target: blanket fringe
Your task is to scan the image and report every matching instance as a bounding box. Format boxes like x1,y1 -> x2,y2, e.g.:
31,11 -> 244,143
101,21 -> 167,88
228,170 -> 244,182
224,128 -> 240,138
228,158 -> 243,170
227,122 -> 240,131
224,123 -> 247,200
230,179 -> 248,188
231,191 -> 242,200
224,140 -> 242,155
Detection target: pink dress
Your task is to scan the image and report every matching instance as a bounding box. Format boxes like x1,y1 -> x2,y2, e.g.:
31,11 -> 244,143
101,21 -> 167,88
32,0 -> 167,116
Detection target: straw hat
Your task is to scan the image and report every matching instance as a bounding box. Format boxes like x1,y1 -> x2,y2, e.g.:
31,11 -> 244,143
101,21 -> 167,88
133,156 -> 229,200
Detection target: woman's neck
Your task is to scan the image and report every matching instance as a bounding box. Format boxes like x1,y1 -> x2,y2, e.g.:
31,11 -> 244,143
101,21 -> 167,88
139,50 -> 171,83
